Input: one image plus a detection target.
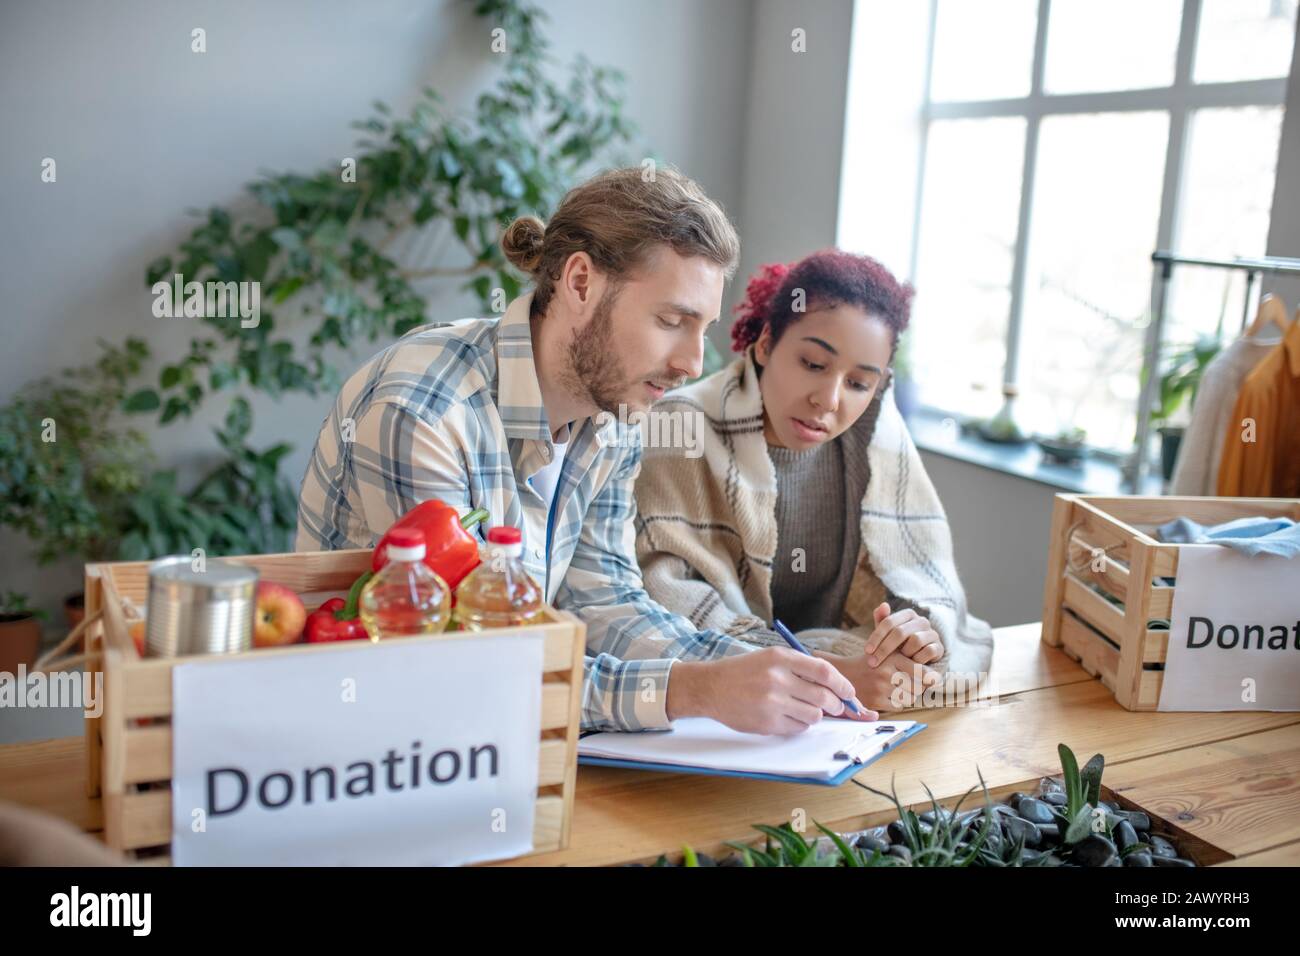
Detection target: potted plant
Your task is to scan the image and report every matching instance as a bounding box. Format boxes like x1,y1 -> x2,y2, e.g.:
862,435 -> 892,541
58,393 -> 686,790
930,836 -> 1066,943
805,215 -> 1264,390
1035,426 -> 1088,466
0,591 -> 47,674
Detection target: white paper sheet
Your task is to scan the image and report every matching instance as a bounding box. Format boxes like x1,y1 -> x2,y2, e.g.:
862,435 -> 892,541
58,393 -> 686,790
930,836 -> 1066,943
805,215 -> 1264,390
579,717 -> 917,779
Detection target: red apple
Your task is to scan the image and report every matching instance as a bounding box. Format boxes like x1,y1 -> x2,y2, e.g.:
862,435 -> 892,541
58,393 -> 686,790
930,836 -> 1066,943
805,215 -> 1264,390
254,582 -> 307,647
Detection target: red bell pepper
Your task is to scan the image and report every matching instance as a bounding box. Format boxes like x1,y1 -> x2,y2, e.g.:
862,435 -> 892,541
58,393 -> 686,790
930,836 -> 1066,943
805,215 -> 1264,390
372,502 -> 489,590
305,572 -> 373,643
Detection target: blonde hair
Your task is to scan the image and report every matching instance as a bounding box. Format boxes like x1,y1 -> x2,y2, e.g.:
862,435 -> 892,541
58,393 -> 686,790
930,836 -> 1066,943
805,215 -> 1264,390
500,165 -> 740,316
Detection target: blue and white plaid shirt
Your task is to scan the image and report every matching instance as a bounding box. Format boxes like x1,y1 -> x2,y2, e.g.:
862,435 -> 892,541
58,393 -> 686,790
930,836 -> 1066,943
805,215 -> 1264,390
295,291 -> 754,730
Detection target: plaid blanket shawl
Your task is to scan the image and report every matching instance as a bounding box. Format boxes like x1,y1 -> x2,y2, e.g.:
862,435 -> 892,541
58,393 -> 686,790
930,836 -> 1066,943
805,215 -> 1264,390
633,348 -> 994,677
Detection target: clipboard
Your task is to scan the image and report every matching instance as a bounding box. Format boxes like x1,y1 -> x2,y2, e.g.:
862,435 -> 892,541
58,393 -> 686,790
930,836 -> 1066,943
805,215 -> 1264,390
578,721 -> 927,787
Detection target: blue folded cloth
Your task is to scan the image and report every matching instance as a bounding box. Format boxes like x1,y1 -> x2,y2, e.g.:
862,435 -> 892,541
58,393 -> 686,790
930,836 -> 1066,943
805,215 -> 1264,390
1156,515 -> 1300,558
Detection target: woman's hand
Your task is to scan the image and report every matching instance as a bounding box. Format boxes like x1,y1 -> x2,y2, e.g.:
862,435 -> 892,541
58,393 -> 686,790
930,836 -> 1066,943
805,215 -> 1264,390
819,649 -> 940,711
864,603 -> 944,666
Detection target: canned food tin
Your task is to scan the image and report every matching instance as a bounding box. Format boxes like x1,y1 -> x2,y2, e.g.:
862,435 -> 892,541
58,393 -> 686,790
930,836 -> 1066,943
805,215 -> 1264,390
144,556 -> 259,657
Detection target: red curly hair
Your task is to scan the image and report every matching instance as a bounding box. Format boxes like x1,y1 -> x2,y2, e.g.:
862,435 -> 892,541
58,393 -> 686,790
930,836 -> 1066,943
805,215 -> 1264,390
730,249 -> 914,354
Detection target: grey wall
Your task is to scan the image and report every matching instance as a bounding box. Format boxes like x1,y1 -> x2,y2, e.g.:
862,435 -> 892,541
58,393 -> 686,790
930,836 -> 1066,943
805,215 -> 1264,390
0,0 -> 753,625
730,0 -> 855,323
920,451 -> 1059,628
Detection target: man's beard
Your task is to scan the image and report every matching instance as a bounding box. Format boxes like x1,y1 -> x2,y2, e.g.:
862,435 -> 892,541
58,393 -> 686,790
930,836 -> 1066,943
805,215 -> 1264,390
562,284 -> 634,414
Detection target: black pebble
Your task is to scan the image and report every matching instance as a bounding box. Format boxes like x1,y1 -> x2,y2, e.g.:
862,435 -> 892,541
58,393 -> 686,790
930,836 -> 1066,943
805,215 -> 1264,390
1123,811 -> 1150,832
855,834 -> 889,854
1002,815 -> 1043,849
1072,834 -> 1118,867
1113,820 -> 1138,852
887,844 -> 912,864
1149,834 -> 1178,858
1017,797 -> 1056,824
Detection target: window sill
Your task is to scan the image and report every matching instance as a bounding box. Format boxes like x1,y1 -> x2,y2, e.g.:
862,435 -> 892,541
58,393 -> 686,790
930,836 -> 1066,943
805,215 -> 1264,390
906,408 -> 1163,495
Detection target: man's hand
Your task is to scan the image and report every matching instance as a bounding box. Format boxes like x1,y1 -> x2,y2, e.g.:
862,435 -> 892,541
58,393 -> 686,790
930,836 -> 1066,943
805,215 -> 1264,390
863,603 -> 944,666
668,648 -> 878,735
823,648 -> 940,711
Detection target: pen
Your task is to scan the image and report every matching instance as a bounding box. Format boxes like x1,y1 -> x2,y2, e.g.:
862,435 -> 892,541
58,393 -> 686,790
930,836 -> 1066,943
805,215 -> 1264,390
772,619 -> 861,716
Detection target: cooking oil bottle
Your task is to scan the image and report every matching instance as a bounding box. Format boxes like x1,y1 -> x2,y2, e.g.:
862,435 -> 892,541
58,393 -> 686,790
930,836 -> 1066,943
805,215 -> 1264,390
454,526 -> 544,630
358,527 -> 451,638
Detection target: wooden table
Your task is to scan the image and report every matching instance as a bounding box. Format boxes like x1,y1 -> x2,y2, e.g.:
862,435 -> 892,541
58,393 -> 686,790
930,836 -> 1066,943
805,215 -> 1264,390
2,623 -> 1298,866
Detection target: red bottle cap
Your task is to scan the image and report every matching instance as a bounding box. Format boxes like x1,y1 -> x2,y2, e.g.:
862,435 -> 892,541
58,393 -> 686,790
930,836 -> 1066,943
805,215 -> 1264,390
486,526 -> 522,544
386,527 -> 426,548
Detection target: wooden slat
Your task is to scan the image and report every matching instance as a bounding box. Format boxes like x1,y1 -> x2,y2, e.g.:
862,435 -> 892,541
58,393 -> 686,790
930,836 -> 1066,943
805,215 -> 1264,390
1106,724 -> 1300,858
1040,494 -> 1075,648
1091,495 -> 1299,531
1135,670 -> 1164,710
122,726 -> 171,785
1061,573 -> 1125,642
1067,530 -> 1130,603
1148,585 -> 1174,620
1116,536 -> 1156,709
529,795 -> 566,854
1150,544 -> 1179,579
1071,496 -> 1147,544
83,574 -> 105,800
1058,611 -> 1119,686
1144,628 -> 1169,661
101,548 -> 375,603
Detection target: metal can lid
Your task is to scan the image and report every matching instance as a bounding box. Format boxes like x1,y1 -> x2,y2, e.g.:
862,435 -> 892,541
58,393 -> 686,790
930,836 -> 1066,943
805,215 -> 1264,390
148,555 -> 259,594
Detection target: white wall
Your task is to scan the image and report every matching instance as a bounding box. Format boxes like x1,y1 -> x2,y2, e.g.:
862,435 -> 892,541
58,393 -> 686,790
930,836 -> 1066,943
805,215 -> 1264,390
0,0 -> 753,623
920,451 -> 1059,628
1267,19 -> 1300,304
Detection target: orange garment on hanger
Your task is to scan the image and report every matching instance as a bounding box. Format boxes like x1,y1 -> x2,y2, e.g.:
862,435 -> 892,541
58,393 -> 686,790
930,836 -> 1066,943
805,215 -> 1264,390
1216,318 -> 1300,497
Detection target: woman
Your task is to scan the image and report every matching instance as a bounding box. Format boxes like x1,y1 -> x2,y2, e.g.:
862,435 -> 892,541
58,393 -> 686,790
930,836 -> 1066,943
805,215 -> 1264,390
634,249 -> 993,709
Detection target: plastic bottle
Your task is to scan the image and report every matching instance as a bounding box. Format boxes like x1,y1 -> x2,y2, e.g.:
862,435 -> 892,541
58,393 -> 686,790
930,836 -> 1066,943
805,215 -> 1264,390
454,527 -> 544,630
358,527 -> 451,638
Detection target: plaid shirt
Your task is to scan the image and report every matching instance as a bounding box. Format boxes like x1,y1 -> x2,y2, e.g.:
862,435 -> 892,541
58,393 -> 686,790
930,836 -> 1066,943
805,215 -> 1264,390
295,292 -> 754,731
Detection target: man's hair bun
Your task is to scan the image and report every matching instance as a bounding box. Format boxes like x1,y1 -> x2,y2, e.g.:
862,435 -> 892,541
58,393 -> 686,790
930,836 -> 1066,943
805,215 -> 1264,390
501,215 -> 546,274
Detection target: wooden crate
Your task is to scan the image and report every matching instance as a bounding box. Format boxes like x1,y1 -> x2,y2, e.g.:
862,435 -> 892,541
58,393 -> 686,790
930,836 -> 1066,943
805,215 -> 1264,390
82,547 -> 585,865
1041,495 -> 1300,711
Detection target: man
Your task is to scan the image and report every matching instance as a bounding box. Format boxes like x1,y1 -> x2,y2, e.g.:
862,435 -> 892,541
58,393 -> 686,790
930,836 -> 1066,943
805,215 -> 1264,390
296,166 -> 876,733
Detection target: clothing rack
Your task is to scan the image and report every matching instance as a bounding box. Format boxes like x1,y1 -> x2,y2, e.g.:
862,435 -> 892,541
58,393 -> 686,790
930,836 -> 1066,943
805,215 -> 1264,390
1130,250 -> 1300,491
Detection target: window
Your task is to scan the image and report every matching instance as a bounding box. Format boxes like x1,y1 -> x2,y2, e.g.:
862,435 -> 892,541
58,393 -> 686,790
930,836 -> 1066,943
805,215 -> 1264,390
855,0 -> 1297,453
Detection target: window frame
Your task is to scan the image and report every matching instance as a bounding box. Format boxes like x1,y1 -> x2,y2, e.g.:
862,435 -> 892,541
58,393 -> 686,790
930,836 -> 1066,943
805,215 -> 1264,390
909,0 -> 1291,459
